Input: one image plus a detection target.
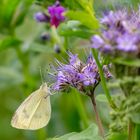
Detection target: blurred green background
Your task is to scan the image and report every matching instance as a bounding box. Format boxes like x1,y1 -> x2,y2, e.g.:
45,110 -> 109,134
0,0 -> 138,140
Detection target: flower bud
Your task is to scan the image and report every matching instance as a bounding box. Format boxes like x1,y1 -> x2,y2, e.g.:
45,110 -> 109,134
34,12 -> 50,22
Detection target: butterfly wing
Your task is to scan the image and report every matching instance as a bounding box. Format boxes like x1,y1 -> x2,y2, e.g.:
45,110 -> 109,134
11,84 -> 51,130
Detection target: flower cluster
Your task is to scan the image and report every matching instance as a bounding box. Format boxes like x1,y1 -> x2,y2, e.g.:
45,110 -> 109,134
52,52 -> 111,93
34,1 -> 65,27
91,9 -> 140,56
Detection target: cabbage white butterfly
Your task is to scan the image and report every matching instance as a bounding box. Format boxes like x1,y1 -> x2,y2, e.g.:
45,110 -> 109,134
11,83 -> 51,130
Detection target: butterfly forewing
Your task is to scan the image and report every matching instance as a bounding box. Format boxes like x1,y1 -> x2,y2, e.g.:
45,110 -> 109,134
11,83 -> 51,130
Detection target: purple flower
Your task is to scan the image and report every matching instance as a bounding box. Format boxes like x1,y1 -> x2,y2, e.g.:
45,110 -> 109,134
101,10 -> 127,31
117,34 -> 138,52
91,9 -> 140,56
79,55 -> 99,86
34,1 -> 65,27
48,1 -> 66,27
91,35 -> 104,49
53,71 -> 69,91
52,53 -> 111,93
34,12 -> 50,22
68,52 -> 81,67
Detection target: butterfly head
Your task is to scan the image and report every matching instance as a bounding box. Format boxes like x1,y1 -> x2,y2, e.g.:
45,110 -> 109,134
40,83 -> 48,92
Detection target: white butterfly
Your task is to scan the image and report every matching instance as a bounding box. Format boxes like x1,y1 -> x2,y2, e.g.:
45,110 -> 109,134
11,83 -> 51,130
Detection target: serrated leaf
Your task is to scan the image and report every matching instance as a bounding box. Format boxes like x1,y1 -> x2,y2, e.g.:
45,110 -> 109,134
48,123 -> 103,140
96,94 -> 108,103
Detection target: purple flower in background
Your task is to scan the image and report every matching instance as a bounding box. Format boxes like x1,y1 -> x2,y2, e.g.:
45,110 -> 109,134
117,34 -> 138,52
48,1 -> 66,27
34,12 -> 50,22
91,9 -> 140,56
34,1 -> 65,27
52,52 -> 111,93
91,35 -> 104,49
101,10 -> 127,30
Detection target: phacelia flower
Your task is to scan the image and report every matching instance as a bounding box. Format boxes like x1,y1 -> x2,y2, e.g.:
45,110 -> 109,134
34,1 -> 66,27
52,52 -> 111,94
91,9 -> 140,56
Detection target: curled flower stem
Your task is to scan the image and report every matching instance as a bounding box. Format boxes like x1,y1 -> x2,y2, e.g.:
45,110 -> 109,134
92,49 -> 117,110
89,92 -> 105,138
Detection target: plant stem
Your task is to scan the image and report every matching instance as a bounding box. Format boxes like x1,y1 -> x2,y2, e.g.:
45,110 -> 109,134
64,37 -> 68,51
128,120 -> 135,140
128,122 -> 132,140
90,93 -> 105,138
92,49 -> 117,110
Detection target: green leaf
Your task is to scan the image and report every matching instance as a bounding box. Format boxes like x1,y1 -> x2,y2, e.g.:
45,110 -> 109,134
96,94 -> 108,103
0,36 -> 21,51
130,113 -> 140,124
74,0 -> 94,13
2,0 -> 20,26
66,10 -> 99,30
107,132 -> 127,140
11,0 -> 34,27
113,57 -> 140,67
48,124 -> 103,140
0,0 -> 34,29
108,76 -> 140,88
136,124 -> 140,140
64,0 -> 83,9
58,21 -> 96,38
131,0 -> 139,7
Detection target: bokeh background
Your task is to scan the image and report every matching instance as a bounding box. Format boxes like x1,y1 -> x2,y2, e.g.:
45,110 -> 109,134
0,0 -> 138,140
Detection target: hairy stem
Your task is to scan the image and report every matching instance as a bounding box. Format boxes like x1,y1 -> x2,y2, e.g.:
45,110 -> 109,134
92,49 -> 117,110
90,93 -> 104,138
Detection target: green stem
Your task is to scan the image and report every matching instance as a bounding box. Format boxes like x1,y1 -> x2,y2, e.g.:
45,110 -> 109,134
135,124 -> 140,140
128,121 -> 132,140
92,49 -> 117,109
64,37 -> 68,51
128,121 -> 135,140
73,92 -> 89,128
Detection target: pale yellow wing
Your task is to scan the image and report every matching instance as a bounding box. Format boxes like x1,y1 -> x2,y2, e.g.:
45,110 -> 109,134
11,83 -> 51,130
